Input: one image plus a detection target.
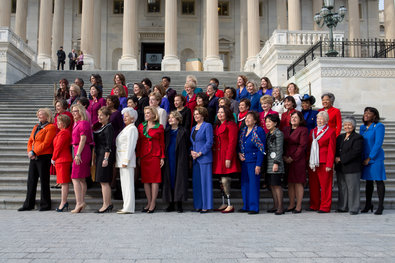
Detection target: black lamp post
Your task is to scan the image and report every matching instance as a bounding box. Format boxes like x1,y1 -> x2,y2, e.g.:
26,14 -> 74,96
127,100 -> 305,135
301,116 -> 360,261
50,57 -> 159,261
314,0 -> 347,57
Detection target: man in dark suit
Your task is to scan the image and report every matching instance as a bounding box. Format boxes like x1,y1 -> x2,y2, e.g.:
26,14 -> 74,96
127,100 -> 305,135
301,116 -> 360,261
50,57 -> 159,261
162,76 -> 176,111
68,49 -> 77,70
57,46 -> 66,70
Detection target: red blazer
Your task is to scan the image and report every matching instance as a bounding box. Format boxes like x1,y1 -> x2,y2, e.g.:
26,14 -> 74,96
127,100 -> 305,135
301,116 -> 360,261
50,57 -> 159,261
309,126 -> 336,168
136,123 -> 165,158
318,106 -> 342,137
27,123 -> 57,156
185,94 -> 197,114
212,121 -> 240,174
280,108 -> 297,131
52,129 -> 72,163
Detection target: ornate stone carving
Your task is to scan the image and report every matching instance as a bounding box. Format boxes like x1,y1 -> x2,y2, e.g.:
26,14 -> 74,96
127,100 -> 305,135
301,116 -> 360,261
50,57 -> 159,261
321,67 -> 395,78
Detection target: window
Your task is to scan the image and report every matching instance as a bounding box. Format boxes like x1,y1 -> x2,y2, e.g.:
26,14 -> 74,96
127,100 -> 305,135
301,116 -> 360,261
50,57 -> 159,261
11,0 -> 16,13
218,1 -> 229,16
259,1 -> 263,17
114,0 -> 124,14
181,0 -> 195,15
147,0 -> 161,13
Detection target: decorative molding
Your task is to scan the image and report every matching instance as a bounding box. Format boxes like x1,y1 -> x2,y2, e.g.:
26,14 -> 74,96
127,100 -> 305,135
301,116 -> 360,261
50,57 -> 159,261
139,32 -> 164,41
321,67 -> 395,78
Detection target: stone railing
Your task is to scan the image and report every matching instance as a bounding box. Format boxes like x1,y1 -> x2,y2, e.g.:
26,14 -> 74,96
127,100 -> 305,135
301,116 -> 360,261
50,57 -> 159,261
257,30 -> 345,61
0,27 -> 36,62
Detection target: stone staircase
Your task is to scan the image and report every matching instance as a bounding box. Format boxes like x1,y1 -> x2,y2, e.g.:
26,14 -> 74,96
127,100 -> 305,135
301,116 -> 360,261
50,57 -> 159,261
1,70 -> 394,211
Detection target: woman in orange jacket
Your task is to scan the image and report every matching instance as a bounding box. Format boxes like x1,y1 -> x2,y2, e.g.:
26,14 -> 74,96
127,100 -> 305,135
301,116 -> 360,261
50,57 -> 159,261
18,108 -> 57,211
52,115 -> 73,212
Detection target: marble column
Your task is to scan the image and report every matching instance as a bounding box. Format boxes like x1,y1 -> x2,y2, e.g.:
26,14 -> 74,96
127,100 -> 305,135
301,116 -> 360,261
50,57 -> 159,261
80,0 -> 95,69
313,0 -> 322,31
276,0 -> 287,30
93,0 -> 101,69
37,0 -> 53,69
288,0 -> 301,31
51,0 -> 64,65
348,0 -> 360,57
162,0 -> 180,71
244,0 -> 259,72
118,0 -> 138,70
239,0 -> 247,71
0,0 -> 11,27
203,0 -> 223,71
15,0 -> 28,41
348,0 -> 360,40
384,0 -> 395,40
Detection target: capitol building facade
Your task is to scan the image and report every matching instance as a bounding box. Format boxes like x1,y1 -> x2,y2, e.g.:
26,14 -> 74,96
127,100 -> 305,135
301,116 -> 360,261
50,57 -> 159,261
1,0 -> 393,72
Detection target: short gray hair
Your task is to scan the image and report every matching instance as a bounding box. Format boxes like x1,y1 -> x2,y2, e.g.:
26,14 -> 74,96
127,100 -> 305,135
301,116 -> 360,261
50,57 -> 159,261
122,107 -> 138,123
321,92 -> 335,105
343,116 -> 356,129
317,111 -> 329,123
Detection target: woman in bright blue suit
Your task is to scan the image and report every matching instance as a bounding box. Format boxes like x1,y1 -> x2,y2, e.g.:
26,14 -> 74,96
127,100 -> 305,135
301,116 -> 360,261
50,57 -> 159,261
238,111 -> 266,214
191,106 -> 214,213
360,107 -> 386,215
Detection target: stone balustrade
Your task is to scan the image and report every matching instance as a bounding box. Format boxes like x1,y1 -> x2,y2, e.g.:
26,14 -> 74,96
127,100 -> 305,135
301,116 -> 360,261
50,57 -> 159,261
0,27 -> 36,62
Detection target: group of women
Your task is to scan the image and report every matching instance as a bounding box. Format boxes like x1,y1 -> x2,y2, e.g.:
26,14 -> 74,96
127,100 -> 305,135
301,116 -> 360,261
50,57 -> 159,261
18,73 -> 387,215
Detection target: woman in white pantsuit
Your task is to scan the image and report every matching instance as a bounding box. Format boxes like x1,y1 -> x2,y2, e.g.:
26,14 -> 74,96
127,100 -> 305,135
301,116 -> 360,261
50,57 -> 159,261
115,107 -> 139,214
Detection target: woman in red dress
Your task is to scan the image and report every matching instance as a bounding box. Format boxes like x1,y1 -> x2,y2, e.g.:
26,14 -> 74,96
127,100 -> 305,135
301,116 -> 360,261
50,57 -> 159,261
318,92 -> 342,137
280,96 -> 297,131
137,106 -> 165,213
283,111 -> 309,213
51,114 -> 73,212
308,111 -> 336,213
213,106 -> 240,213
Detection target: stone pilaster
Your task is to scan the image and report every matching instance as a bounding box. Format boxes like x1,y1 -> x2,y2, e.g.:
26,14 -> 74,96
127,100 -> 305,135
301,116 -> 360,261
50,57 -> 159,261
384,0 -> 395,40
276,0 -> 287,30
0,0 -> 11,27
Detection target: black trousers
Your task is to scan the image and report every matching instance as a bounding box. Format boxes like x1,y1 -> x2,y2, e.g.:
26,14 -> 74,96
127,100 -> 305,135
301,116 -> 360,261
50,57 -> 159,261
23,154 -> 52,209
69,61 -> 76,70
57,60 -> 64,70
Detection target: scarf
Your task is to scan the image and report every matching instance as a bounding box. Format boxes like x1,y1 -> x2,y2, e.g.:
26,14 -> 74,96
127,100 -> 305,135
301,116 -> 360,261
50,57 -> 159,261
34,122 -> 49,138
309,125 -> 329,171
142,121 -> 159,139
239,126 -> 265,155
238,111 -> 248,123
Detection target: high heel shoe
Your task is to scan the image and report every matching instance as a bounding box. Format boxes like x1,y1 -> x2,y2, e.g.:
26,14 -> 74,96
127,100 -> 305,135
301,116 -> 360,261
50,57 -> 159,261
374,206 -> 384,215
71,203 -> 85,213
56,202 -> 69,212
141,207 -> 149,213
285,207 -> 296,212
147,207 -> 156,213
95,204 -> 113,213
361,204 -> 373,213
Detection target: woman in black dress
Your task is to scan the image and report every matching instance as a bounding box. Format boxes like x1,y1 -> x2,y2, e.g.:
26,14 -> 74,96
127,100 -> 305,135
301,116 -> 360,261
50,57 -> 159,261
93,106 -> 114,213
174,94 -> 191,131
163,111 -> 190,212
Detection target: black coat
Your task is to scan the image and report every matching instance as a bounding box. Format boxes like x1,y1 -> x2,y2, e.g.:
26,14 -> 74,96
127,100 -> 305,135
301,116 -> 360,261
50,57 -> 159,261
162,126 -> 190,202
335,131 -> 364,174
